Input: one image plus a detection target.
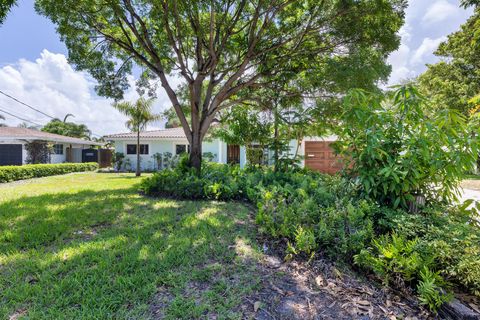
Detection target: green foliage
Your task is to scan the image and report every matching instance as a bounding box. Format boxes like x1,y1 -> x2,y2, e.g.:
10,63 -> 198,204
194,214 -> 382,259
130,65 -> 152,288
41,119 -> 92,139
114,97 -> 160,134
151,152 -> 162,170
142,164 -> 375,260
378,205 -> 480,298
418,7 -> 480,115
25,141 -> 53,164
202,152 -> 215,162
286,226 -> 317,257
0,163 -> 98,183
354,233 -> 453,311
0,0 -> 16,24
142,164 -> 480,312
0,173 -> 261,318
113,152 -> 125,171
246,147 -> 265,166
417,267 -> 452,311
214,107 -> 271,148
337,85 -> 479,208
355,233 -> 431,286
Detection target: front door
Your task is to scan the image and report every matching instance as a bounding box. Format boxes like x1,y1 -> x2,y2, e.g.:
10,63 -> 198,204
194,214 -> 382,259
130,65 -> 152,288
227,145 -> 240,164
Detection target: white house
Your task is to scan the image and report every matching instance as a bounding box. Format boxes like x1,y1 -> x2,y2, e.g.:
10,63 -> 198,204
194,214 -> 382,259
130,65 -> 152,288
104,127 -> 341,173
0,127 -> 103,166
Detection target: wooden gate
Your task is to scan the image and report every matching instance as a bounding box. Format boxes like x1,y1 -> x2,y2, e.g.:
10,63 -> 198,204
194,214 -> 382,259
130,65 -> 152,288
304,141 -> 342,174
98,149 -> 113,168
227,145 -> 240,164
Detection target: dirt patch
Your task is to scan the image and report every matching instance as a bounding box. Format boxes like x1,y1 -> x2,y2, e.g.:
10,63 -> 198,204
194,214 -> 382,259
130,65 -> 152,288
150,288 -> 174,319
239,250 -> 431,320
9,308 -> 27,320
148,246 -> 432,319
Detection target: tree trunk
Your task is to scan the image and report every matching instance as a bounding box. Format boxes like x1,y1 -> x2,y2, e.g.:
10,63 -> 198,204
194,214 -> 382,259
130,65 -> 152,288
273,103 -> 279,172
136,130 -> 141,177
189,128 -> 202,174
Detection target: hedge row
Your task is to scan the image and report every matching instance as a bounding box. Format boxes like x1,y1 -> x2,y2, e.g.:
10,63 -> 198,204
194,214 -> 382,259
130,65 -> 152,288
0,162 -> 99,183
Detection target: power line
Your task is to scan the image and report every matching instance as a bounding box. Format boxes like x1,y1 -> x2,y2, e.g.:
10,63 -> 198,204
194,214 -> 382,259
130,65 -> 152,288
0,106 -> 43,126
0,90 -> 105,137
0,90 -> 55,119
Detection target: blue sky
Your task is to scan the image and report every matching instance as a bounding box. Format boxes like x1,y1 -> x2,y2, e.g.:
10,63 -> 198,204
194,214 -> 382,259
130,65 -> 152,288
0,0 -> 66,64
0,0 -> 474,135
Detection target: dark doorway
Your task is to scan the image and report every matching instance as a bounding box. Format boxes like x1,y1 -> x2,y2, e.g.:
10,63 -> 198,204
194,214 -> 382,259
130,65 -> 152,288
0,144 -> 22,166
82,149 -> 98,163
227,145 -> 240,164
98,149 -> 113,168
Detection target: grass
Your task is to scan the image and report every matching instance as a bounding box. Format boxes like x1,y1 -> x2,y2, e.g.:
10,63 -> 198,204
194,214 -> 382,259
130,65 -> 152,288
0,173 -> 262,319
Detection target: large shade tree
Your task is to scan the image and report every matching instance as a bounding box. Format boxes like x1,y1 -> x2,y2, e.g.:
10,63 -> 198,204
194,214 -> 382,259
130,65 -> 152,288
113,97 -> 160,176
36,0 -> 406,172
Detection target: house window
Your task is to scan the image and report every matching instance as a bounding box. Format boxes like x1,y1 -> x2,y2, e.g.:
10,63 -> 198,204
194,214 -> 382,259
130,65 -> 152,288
175,144 -> 190,155
53,144 -> 63,155
126,144 -> 149,155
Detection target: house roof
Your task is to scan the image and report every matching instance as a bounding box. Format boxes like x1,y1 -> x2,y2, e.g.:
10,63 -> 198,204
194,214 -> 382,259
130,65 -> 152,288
0,127 -> 103,146
104,127 -> 187,140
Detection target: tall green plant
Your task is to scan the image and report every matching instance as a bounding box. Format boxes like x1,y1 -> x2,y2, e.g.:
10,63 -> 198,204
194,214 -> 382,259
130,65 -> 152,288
337,85 -> 479,208
113,97 -> 160,177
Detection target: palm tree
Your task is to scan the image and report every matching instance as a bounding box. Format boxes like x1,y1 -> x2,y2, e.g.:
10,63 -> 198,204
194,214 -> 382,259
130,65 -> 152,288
113,97 -> 160,177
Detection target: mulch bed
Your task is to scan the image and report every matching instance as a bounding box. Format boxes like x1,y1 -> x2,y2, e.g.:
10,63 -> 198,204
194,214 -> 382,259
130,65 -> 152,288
239,239 -> 432,320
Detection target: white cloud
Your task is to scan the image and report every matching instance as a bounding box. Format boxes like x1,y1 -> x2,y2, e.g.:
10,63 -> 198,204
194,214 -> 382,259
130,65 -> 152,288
410,36 -> 446,66
422,0 -> 461,25
386,0 -> 473,86
0,50 -> 180,136
386,43 -> 415,85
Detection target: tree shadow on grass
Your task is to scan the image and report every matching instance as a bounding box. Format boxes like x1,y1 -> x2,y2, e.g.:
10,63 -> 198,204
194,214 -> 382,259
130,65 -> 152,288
0,184 -> 261,319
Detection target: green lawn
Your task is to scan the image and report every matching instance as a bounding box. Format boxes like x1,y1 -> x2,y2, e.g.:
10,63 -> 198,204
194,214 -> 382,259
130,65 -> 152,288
0,173 -> 262,319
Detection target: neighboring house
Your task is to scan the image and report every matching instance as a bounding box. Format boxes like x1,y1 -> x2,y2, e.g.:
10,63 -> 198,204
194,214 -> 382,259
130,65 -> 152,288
104,127 -> 341,173
0,127 -> 103,166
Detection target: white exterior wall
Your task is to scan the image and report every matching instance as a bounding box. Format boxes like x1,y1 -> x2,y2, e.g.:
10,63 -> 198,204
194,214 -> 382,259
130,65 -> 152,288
110,135 -> 337,170
114,138 -> 227,171
50,144 -> 67,164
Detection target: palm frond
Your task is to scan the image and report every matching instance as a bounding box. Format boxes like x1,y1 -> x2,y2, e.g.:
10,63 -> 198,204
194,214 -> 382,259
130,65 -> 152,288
113,97 -> 160,133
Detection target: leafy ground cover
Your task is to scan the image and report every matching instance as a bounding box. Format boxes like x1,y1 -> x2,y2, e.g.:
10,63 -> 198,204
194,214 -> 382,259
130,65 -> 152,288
142,163 -> 480,314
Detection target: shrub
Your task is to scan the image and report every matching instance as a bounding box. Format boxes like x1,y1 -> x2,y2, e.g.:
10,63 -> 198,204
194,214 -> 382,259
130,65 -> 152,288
337,86 -> 479,208
113,152 -> 125,171
354,233 -> 453,312
374,205 -> 480,298
24,141 -> 52,164
141,163 -> 480,311
0,162 -> 99,183
142,164 -> 374,260
417,267 -> 452,311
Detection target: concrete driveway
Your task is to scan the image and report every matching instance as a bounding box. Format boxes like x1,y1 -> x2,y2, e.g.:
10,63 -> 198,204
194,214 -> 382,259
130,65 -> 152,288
461,188 -> 480,202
